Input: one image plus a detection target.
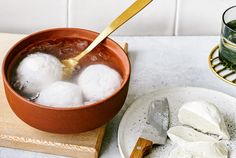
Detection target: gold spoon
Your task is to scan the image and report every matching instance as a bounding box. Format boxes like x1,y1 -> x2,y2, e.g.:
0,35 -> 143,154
62,0 -> 153,77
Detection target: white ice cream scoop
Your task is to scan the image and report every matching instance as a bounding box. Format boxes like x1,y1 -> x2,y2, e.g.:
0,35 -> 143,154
77,64 -> 122,102
36,81 -> 83,108
168,142 -> 228,158
167,126 -> 217,145
178,101 -> 230,140
16,52 -> 63,95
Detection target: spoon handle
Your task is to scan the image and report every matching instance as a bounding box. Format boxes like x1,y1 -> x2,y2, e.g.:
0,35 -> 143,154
73,0 -> 152,61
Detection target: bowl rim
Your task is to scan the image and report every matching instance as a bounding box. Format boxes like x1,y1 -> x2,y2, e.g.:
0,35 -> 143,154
2,27 -> 131,111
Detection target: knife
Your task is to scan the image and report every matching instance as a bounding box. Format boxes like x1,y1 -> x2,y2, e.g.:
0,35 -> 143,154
130,98 -> 170,158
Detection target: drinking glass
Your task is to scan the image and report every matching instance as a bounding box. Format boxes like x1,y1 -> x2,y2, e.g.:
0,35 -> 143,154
219,6 -> 236,69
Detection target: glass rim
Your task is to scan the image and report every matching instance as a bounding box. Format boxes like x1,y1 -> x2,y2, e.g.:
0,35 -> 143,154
223,5 -> 236,33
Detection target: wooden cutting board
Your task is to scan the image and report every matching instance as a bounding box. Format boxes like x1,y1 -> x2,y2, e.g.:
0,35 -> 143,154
0,33 -> 128,158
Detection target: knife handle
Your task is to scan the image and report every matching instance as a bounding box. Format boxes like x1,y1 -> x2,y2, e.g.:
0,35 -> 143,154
130,137 -> 153,158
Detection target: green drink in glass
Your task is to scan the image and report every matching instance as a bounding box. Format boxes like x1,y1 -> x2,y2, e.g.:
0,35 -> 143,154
219,6 -> 236,69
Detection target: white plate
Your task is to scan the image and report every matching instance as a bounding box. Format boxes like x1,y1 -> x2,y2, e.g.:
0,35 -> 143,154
118,87 -> 236,158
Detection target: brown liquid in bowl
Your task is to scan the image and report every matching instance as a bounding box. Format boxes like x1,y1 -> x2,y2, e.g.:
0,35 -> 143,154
10,37 -> 124,98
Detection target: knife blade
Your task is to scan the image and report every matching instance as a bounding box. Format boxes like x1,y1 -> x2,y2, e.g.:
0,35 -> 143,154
130,98 -> 170,158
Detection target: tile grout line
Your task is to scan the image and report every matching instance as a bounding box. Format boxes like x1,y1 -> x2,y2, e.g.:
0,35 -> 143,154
66,0 -> 70,27
173,0 -> 180,36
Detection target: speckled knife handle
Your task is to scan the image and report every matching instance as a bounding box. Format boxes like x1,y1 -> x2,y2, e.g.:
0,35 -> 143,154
130,137 -> 153,158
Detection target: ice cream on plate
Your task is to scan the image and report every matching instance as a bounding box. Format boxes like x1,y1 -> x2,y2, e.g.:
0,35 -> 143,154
168,100 -> 230,158
168,141 -> 228,158
178,101 -> 230,140
167,126 -> 217,145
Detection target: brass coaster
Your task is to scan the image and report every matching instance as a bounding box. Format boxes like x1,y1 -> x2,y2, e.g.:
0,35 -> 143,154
208,45 -> 236,86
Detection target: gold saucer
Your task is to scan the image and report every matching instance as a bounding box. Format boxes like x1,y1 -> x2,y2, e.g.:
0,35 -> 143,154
208,45 -> 236,86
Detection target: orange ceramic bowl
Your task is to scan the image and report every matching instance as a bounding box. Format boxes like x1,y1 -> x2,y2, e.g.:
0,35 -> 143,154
2,28 -> 130,133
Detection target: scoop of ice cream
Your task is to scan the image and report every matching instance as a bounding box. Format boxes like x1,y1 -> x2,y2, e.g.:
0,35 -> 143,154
168,142 -> 228,158
167,126 -> 217,146
16,53 -> 63,95
36,81 -> 83,108
178,101 -> 230,140
77,64 -> 122,102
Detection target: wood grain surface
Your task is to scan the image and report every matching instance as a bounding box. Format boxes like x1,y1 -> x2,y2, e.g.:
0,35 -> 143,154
130,137 -> 153,158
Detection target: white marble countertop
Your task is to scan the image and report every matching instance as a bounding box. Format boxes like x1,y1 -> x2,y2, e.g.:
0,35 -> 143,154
1,35 -> 236,158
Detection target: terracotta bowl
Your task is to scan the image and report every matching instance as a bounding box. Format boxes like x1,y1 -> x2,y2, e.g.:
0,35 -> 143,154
2,28 -> 130,134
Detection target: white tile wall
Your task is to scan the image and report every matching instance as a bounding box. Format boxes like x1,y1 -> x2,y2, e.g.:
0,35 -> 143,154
0,0 -> 68,34
68,0 -> 177,36
0,0 -> 235,36
176,0 -> 236,36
